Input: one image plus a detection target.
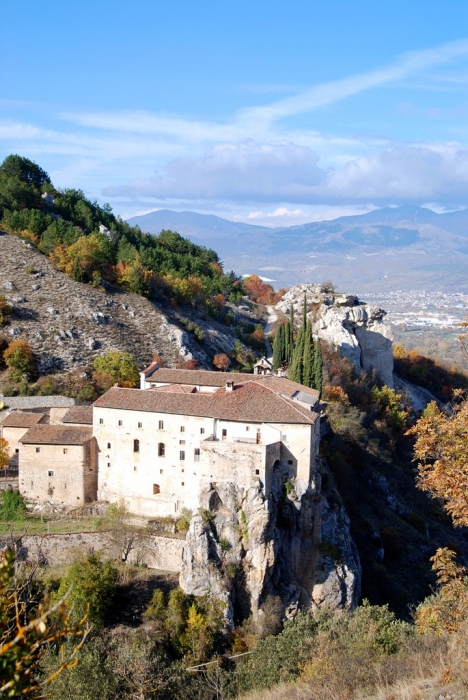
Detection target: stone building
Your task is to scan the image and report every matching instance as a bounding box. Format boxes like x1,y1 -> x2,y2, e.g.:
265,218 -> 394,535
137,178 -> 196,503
0,412 -> 47,457
94,371 -> 321,518
19,425 -> 98,507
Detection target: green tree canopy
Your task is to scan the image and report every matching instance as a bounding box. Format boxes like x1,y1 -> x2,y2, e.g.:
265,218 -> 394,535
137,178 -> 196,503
93,351 -> 139,388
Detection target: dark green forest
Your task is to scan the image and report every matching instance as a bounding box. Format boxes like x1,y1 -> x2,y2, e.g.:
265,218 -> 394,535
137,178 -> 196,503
0,154 -> 243,305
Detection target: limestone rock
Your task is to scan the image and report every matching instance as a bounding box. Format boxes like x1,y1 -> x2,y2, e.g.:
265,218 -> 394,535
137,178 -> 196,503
180,462 -> 361,622
276,284 -> 394,387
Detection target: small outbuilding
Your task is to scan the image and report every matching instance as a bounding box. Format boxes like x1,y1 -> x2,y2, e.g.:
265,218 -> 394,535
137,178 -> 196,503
19,425 -> 98,507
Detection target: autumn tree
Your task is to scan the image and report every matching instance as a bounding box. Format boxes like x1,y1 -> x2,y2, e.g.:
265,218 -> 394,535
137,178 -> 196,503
409,396 -> 468,527
0,437 -> 9,470
410,392 -> 468,633
0,296 -> 13,326
213,353 -> 230,371
4,339 -> 35,380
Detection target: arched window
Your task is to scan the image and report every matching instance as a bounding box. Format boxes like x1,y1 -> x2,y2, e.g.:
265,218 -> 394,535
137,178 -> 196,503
158,443 -> 165,457
107,442 -> 111,449
133,439 -> 140,453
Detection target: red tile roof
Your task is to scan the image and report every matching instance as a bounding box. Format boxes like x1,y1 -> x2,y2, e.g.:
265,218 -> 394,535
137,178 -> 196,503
1,412 -> 46,428
94,381 -> 319,425
20,425 -> 93,446
62,406 -> 93,425
141,367 -> 319,399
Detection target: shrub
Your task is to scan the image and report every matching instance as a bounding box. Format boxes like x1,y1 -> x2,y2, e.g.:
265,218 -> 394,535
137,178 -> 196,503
56,553 -> 118,626
0,489 -> 26,520
4,339 -> 35,380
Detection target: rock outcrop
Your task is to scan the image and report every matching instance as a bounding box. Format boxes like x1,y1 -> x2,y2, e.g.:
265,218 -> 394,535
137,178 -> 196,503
180,460 -> 361,624
276,284 -> 394,387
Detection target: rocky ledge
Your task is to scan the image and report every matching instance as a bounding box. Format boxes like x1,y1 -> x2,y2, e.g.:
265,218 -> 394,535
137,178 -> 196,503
276,284 -> 394,387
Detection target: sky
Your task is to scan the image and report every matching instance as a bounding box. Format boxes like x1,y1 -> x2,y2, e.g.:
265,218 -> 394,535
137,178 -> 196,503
2,1 -> 468,226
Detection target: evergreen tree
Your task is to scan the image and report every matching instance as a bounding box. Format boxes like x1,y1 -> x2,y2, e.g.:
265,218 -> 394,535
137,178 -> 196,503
313,338 -> 323,394
289,322 -> 305,384
302,321 -> 315,388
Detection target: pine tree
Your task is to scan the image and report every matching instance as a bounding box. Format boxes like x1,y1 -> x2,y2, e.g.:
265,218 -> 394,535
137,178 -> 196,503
313,338 -> 323,394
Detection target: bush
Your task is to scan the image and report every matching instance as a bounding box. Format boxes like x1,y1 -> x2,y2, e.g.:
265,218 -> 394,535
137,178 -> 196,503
56,553 -> 118,626
0,489 -> 26,520
4,339 -> 35,380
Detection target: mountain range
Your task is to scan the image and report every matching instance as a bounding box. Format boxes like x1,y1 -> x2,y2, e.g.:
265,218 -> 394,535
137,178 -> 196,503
127,205 -> 468,293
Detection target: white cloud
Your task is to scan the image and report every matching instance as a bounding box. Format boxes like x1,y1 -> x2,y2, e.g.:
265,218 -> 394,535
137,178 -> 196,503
103,141 -> 326,201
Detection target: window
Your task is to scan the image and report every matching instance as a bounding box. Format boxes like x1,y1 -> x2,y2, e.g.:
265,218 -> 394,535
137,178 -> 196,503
63,448 -> 67,454
246,426 -> 250,432
138,421 -> 142,428
107,442 -> 111,449
222,429 -> 227,441
153,484 -> 160,495
288,460 -> 293,465
107,462 -> 111,468
180,450 -> 185,461
99,418 -> 104,425
158,443 -> 165,457
133,439 -> 140,453
134,466 -> 137,472
159,469 -> 163,474
35,447 -> 40,453
255,469 -> 260,475
158,420 -> 164,430
181,482 -> 185,486
200,427 -> 205,435
180,426 -> 185,433
179,439 -> 185,445
15,448 -> 19,454
48,470 -> 54,477
194,448 -> 200,462
118,420 -> 123,426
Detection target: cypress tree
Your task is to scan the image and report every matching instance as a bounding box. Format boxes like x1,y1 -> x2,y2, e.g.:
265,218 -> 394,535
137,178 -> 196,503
313,338 -> 323,394
302,320 -> 315,388
289,322 -> 305,384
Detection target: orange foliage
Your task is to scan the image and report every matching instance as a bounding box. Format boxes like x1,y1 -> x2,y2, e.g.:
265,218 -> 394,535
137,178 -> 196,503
213,353 -> 230,371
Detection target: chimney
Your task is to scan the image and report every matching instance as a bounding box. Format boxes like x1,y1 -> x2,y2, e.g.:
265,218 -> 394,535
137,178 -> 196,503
225,380 -> 234,393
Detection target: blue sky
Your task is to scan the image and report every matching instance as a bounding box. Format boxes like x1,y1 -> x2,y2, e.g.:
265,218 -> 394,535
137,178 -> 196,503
2,1 -> 468,225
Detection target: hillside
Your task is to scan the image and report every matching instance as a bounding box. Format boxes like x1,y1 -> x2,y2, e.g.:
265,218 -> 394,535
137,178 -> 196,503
0,231 -> 259,376
128,205 -> 468,293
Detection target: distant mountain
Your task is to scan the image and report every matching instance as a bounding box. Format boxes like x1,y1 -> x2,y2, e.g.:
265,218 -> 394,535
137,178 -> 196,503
127,206 -> 468,293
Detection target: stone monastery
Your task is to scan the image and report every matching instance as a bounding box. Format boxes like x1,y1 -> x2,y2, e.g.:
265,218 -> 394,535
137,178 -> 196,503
1,363 -> 322,517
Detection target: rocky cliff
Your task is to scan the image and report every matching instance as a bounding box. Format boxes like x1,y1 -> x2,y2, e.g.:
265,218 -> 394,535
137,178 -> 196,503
180,458 -> 361,624
276,284 -> 394,387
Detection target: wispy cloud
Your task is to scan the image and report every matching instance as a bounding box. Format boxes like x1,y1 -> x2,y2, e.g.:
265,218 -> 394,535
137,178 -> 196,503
239,38 -> 468,125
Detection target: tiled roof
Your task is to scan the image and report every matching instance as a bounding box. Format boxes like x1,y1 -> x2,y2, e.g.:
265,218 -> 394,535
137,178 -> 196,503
93,381 -> 319,424
62,406 -> 93,425
141,367 -> 320,399
20,425 -> 93,446
1,412 -> 46,428
150,384 -> 196,394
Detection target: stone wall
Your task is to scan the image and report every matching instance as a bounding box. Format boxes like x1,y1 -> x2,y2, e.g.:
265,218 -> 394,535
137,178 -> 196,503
2,531 -> 184,572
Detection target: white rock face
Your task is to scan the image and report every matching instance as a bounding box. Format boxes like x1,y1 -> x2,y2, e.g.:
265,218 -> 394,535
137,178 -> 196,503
276,284 -> 394,388
180,463 -> 361,624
